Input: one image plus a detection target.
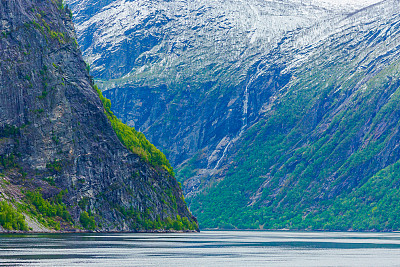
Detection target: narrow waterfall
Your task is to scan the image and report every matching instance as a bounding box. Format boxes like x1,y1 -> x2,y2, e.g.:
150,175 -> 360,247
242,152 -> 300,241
213,75 -> 253,170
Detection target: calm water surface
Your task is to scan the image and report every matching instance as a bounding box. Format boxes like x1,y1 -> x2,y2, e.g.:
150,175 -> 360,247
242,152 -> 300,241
0,231 -> 400,266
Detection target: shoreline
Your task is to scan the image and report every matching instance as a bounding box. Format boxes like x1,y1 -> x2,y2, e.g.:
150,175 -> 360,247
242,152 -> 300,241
0,229 -> 200,234
200,228 -> 399,233
3,228 -> 399,234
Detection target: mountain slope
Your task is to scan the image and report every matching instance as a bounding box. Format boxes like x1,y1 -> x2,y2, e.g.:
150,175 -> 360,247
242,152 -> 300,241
189,0 -> 400,229
67,0 -> 400,231
67,0 -> 342,169
0,0 -> 197,232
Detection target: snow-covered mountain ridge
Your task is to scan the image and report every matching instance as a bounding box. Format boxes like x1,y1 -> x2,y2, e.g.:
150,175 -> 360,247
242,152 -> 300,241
68,0 -> 341,83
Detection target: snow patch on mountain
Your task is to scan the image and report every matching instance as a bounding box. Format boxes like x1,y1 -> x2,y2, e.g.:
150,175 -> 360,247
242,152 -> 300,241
67,0 -> 342,87
313,0 -> 383,9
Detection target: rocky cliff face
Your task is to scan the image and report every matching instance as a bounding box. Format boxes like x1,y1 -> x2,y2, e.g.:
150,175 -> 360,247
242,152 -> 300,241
67,0 -> 400,231
66,0 -> 343,187
0,0 -> 197,232
66,0 -> 383,174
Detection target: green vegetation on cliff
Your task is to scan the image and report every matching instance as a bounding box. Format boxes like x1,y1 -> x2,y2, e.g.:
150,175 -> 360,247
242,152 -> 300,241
93,84 -> 198,231
95,85 -> 174,175
22,190 -> 72,230
0,201 -> 28,231
80,211 -> 96,230
308,161 -> 400,231
116,205 -> 198,231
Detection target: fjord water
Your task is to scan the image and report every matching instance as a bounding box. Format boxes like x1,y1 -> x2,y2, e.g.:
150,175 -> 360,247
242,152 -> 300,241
0,231 -> 400,266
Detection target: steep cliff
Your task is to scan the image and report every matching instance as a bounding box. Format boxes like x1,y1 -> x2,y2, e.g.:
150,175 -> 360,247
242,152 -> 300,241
0,0 -> 197,232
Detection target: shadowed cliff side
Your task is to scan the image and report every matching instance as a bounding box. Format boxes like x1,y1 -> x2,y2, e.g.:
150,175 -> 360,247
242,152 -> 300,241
0,0 -> 197,232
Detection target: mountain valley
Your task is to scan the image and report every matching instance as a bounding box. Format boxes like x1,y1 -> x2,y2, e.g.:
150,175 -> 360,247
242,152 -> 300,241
66,0 -> 400,230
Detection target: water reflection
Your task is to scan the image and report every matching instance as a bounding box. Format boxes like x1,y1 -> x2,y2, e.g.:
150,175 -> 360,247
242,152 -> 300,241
0,231 -> 400,266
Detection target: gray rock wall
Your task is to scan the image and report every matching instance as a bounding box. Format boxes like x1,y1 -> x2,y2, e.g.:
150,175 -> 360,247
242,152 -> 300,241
0,0 -> 196,231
